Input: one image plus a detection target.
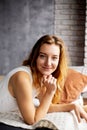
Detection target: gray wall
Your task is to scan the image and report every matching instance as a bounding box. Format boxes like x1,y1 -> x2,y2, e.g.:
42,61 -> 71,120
0,0 -> 54,74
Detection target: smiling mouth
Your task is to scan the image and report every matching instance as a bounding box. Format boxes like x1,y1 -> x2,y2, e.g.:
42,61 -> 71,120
42,67 -> 51,70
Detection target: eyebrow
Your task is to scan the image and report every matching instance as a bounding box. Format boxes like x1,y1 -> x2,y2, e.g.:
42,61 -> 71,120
39,52 -> 59,57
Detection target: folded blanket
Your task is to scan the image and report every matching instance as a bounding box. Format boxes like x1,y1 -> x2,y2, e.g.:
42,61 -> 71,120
0,111 -> 58,130
0,111 -> 87,130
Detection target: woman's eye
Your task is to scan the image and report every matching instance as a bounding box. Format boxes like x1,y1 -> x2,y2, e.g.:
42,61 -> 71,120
52,57 -> 59,60
39,54 -> 46,58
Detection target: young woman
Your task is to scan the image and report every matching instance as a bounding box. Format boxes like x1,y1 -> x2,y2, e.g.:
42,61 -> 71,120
0,35 -> 87,129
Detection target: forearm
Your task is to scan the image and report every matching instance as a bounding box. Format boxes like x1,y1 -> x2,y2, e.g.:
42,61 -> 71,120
48,103 -> 87,123
35,92 -> 54,122
48,103 -> 75,113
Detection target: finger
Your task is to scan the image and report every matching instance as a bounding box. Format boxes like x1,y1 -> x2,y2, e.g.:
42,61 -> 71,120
46,75 -> 52,83
41,78 -> 43,87
74,108 -> 81,123
76,112 -> 81,123
42,75 -> 48,84
80,111 -> 87,122
53,77 -> 57,83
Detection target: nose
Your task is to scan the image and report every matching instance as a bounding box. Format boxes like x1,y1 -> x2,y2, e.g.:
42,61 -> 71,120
45,58 -> 51,66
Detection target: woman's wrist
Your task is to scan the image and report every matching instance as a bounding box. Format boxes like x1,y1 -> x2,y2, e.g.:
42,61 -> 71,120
45,88 -> 55,97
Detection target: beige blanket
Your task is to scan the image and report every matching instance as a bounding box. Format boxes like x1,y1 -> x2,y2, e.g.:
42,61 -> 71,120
0,111 -> 87,130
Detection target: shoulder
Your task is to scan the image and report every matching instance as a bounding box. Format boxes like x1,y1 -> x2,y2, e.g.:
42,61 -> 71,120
8,66 -> 32,78
8,66 -> 32,82
10,71 -> 32,86
14,71 -> 30,78
9,71 -> 33,97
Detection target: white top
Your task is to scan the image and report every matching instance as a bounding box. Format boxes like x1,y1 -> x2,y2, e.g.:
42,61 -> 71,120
0,66 -> 40,113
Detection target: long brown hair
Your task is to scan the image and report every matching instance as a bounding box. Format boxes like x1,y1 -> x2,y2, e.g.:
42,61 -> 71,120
23,35 -> 68,103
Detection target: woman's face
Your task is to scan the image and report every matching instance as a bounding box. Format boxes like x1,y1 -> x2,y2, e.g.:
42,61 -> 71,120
36,43 -> 60,76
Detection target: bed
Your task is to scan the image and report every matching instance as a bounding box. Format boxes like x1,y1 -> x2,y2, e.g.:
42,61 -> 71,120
0,66 -> 87,130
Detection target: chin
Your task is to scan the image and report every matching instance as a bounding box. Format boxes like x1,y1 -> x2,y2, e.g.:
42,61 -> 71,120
39,69 -> 54,75
41,72 -> 52,76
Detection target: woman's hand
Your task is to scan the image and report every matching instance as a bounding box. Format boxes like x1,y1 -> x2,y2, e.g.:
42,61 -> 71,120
83,105 -> 87,112
41,75 -> 57,94
73,104 -> 87,122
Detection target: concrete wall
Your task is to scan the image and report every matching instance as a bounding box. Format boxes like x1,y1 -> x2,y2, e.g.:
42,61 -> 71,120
0,0 -> 54,74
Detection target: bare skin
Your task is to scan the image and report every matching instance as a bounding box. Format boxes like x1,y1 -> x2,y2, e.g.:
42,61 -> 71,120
8,73 -> 87,124
8,72 -> 56,124
8,44 -> 87,124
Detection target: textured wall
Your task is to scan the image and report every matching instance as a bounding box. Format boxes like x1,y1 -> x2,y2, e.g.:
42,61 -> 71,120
0,0 -> 54,74
84,0 -> 87,66
54,0 -> 86,66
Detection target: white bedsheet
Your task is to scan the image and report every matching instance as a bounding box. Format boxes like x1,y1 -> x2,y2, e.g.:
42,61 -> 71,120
0,111 -> 87,130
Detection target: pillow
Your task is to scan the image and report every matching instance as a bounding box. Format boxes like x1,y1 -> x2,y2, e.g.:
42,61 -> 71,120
60,68 -> 87,103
